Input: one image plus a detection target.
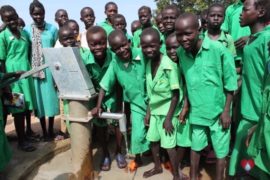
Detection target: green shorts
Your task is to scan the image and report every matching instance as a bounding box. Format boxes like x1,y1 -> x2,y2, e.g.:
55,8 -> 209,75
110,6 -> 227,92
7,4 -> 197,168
191,119 -> 230,158
146,115 -> 178,149
176,118 -> 191,147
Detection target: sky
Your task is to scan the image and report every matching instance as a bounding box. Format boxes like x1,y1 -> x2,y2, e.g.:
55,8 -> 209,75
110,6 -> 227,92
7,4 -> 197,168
0,0 -> 157,34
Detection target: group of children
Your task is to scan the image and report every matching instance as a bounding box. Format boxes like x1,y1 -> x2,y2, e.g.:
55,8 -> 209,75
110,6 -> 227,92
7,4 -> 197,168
0,0 -> 270,179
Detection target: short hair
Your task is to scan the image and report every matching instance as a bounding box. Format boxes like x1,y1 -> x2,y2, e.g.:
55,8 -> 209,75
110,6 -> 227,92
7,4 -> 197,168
108,29 -> 126,45
105,2 -> 118,10
0,5 -> 18,18
176,12 -> 199,29
162,4 -> 181,17
255,0 -> 270,22
113,14 -> 126,23
140,27 -> 160,42
55,9 -> 67,18
208,3 -> 225,15
87,26 -> 106,39
80,7 -> 94,17
63,19 -> 79,27
29,0 -> 45,15
59,25 -> 74,38
138,6 -> 151,15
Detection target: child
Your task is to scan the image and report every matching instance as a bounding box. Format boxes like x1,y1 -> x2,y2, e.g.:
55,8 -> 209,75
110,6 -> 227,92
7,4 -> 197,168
80,7 -> 95,49
175,13 -> 237,180
54,9 -> 68,28
54,9 -> 69,48
0,71 -> 22,173
141,28 -> 181,180
18,17 -> 25,29
24,0 -> 59,141
229,0 -> 270,177
98,2 -> 118,36
155,12 -> 165,34
162,4 -> 181,38
92,29 -> 149,171
0,5 -> 36,151
131,20 -> 141,36
112,14 -> 132,42
64,20 -> 80,46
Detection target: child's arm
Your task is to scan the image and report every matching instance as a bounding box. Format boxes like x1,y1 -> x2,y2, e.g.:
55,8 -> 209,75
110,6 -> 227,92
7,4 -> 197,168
163,89 -> 179,135
179,94 -> 189,124
144,105 -> 151,127
219,91 -> 233,129
91,88 -> 106,117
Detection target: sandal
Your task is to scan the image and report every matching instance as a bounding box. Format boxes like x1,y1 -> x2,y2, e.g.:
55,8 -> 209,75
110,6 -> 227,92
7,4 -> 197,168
18,142 -> 36,152
100,157 -> 111,171
115,153 -> 127,169
143,167 -> 163,178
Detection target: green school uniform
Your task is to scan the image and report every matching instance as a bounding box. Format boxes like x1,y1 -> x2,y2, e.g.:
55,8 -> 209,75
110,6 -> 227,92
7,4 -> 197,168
100,48 -> 149,154
98,20 -> 114,36
229,25 -> 270,176
205,30 -> 237,58
248,59 -> 270,176
24,23 -> 59,118
145,55 -> 181,148
0,73 -> 12,171
178,37 -> 237,157
221,0 -> 251,61
0,28 -> 36,114
178,37 -> 237,126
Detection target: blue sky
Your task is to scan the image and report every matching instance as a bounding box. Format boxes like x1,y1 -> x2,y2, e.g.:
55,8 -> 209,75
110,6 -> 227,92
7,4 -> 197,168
1,0 -> 157,34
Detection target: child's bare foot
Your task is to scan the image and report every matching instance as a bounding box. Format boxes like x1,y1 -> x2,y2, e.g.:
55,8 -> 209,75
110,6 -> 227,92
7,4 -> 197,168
143,167 -> 163,178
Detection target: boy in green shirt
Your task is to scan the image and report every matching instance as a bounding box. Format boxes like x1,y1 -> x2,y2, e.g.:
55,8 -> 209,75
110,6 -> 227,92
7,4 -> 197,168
141,28 -> 181,180
112,14 -> 132,42
229,0 -> 270,177
98,2 -> 118,36
175,13 -> 237,180
92,30 -> 149,171
162,4 -> 181,39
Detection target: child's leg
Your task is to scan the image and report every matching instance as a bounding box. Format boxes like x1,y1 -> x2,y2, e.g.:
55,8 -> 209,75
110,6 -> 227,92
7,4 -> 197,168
176,146 -> 188,179
39,116 -> 48,138
167,148 -> 179,179
190,150 -> 201,179
13,112 -> 25,145
48,116 -> 54,137
25,110 -> 33,135
114,126 -> 122,154
143,141 -> 163,178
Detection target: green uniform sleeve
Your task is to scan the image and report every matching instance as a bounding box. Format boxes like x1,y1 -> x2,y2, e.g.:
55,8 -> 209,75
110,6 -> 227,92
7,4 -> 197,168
221,6 -> 230,32
0,32 -> 7,60
226,34 -> 237,60
167,62 -> 180,90
99,61 -> 116,92
221,47 -> 238,91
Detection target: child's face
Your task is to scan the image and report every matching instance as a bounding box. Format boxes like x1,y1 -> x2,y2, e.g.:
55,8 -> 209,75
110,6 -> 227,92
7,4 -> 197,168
2,11 -> 18,31
141,34 -> 160,60
87,32 -> 107,60
240,0 -> 258,27
81,9 -> 95,29
105,4 -> 118,23
18,18 -> 25,29
166,36 -> 180,62
207,6 -> 224,29
59,30 -> 76,47
131,21 -> 141,35
31,7 -> 45,26
113,17 -> 126,32
155,15 -> 165,34
162,9 -> 177,33
139,9 -> 151,27
68,22 -> 79,38
175,18 -> 199,52
55,10 -> 68,27
110,35 -> 131,61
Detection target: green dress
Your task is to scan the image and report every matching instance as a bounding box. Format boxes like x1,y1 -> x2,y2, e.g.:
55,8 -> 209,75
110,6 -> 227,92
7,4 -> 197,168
0,28 -> 36,113
247,59 -> 270,176
0,73 -> 12,171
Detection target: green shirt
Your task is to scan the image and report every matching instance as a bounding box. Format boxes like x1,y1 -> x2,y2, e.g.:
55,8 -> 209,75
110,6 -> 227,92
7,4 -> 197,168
241,25 -> 270,122
205,30 -> 237,60
100,48 -> 147,114
178,37 -> 237,126
146,55 -> 181,116
221,0 -> 251,41
98,19 -> 114,36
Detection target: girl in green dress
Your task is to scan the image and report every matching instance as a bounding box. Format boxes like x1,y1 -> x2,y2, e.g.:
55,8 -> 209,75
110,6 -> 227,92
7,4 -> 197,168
0,5 -> 36,152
